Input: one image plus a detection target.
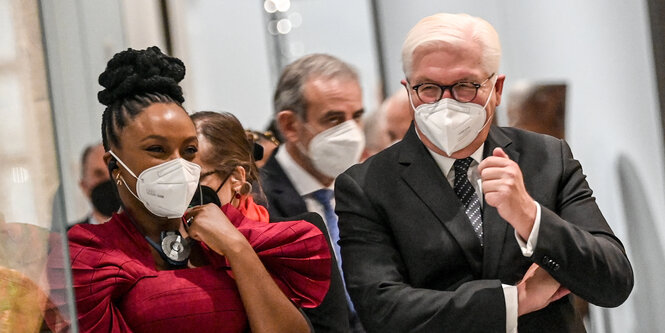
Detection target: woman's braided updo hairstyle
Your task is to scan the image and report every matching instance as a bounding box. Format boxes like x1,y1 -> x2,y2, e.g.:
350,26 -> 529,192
98,46 -> 186,150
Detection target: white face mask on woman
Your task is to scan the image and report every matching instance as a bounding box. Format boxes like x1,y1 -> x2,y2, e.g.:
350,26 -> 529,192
409,83 -> 494,155
109,151 -> 201,218
299,120 -> 365,179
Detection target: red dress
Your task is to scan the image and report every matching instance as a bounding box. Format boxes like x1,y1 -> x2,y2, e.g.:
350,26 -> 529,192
66,204 -> 331,332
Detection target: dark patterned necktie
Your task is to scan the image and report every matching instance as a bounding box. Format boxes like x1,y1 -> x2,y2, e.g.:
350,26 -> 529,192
453,157 -> 483,245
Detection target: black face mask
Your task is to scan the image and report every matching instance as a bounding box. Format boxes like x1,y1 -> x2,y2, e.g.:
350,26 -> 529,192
189,172 -> 231,208
90,179 -> 121,217
189,185 -> 222,207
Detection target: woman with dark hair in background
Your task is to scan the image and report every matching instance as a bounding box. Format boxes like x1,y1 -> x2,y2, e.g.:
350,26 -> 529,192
65,46 -> 330,332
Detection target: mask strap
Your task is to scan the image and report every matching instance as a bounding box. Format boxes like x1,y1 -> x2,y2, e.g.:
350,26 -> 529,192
405,82 -> 418,113
118,175 -> 141,202
108,150 -> 142,202
482,78 -> 496,109
108,150 -> 139,179
406,82 -> 430,138
477,76 -> 498,132
215,173 -> 231,193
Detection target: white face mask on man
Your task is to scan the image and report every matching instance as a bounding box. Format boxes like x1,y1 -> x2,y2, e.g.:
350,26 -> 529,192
409,81 -> 495,155
299,120 -> 365,179
109,151 -> 201,219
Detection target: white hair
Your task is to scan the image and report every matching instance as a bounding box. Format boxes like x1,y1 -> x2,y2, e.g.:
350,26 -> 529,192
401,13 -> 501,79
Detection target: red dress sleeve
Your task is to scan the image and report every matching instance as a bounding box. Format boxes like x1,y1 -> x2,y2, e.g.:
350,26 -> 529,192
67,220 -> 151,332
221,204 -> 331,308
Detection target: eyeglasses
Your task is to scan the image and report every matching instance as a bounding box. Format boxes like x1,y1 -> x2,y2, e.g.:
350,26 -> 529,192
411,73 -> 496,104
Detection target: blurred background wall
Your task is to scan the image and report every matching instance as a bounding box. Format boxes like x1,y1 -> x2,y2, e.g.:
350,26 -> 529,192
4,0 -> 660,331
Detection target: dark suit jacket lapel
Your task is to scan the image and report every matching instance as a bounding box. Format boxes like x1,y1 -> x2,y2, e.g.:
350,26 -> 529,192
398,126 -> 483,275
481,126 -> 520,278
261,150 -> 308,218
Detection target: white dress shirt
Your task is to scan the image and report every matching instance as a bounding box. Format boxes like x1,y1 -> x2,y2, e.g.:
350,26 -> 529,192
275,148 -> 337,257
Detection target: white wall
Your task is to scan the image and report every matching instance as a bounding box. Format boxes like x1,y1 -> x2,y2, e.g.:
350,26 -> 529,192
172,0 -> 381,130
377,1 -> 502,94
173,0 -> 275,130
378,1 -> 664,332
41,0 -> 127,224
498,3 -> 663,332
284,0 -> 382,116
42,0 -> 170,224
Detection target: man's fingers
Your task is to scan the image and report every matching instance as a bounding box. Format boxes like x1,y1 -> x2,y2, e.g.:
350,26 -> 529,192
479,167 -> 508,182
493,147 -> 509,158
549,287 -> 571,303
478,156 -> 512,172
480,179 -> 507,193
523,263 -> 540,279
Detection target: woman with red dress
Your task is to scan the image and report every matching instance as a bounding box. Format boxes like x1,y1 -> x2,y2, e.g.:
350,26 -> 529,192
66,46 -> 331,332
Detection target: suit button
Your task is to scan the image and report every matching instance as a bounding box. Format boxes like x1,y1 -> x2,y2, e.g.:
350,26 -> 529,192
542,255 -> 558,270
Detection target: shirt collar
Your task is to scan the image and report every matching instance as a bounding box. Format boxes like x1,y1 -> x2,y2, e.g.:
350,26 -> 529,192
426,144 -> 485,177
275,147 -> 333,197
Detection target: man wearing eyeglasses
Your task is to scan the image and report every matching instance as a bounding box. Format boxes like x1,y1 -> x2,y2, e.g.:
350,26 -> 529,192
334,13 -> 633,333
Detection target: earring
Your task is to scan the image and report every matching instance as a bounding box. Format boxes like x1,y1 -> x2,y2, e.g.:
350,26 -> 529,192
239,181 -> 253,195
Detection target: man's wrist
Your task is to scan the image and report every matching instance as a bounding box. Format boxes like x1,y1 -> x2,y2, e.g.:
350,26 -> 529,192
516,198 -> 537,239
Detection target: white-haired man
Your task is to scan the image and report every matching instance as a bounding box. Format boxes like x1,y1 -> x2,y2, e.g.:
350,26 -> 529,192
335,13 -> 633,332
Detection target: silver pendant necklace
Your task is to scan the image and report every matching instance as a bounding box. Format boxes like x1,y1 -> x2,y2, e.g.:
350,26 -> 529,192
145,230 -> 191,267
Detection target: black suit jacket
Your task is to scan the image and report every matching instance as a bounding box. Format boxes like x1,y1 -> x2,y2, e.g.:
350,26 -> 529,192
262,150 -> 352,333
335,125 -> 634,333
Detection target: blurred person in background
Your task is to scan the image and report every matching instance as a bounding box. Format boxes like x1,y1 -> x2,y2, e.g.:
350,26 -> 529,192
506,81 -> 566,140
262,53 -> 366,332
246,129 -> 280,169
71,142 -> 120,227
360,108 -> 390,161
361,89 -> 414,160
383,89 -> 413,144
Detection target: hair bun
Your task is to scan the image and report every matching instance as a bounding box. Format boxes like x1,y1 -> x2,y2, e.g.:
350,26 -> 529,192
97,46 -> 185,106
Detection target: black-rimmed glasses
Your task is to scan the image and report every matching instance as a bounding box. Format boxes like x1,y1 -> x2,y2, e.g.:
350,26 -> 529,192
411,73 -> 496,104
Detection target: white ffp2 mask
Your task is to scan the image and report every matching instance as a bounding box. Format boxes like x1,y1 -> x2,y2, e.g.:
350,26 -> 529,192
410,86 -> 494,155
109,151 -> 201,218
302,120 -> 365,179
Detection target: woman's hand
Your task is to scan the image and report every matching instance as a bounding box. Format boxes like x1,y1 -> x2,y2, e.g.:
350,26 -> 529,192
183,204 -> 249,256
184,204 -> 310,332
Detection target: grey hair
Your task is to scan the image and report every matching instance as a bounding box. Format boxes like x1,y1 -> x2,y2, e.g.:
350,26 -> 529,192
273,53 -> 359,121
401,13 -> 501,79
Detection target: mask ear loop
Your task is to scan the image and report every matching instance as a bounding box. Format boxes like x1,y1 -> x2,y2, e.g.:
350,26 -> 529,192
108,150 -> 143,202
476,76 -> 498,134
406,81 -> 418,113
216,172 -> 231,193
293,114 -> 316,158
108,150 -> 139,178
